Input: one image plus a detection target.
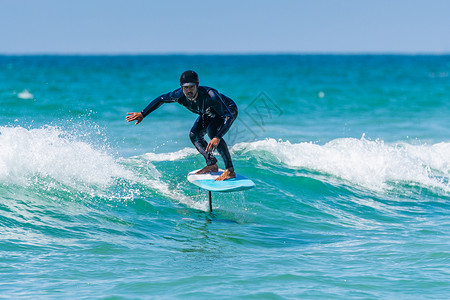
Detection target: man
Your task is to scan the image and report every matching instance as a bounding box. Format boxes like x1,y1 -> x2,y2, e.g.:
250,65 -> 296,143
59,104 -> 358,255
126,70 -> 238,181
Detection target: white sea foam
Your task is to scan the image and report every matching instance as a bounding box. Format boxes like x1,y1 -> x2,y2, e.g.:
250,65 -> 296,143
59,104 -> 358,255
0,126 -> 207,209
17,90 -> 34,100
0,125 -> 129,187
138,148 -> 209,210
141,147 -> 198,162
232,137 -> 450,192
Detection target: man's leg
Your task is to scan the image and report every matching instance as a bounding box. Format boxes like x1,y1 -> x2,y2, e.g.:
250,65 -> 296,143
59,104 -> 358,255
214,138 -> 236,181
207,117 -> 236,181
189,116 -> 218,174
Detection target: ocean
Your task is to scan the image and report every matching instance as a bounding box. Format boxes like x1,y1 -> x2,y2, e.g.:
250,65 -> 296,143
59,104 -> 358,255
1,55 -> 449,299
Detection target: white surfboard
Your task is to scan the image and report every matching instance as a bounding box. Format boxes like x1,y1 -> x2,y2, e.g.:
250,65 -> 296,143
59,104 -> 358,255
187,169 -> 255,192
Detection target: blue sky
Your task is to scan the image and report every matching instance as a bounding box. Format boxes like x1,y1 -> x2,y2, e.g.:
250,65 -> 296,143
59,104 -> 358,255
1,0 -> 450,54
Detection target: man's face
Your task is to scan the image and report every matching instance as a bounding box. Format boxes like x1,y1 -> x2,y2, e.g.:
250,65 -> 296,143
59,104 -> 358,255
182,84 -> 198,100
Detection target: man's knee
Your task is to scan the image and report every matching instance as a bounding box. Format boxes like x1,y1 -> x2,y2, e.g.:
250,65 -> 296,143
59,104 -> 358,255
189,131 -> 195,142
189,131 -> 201,143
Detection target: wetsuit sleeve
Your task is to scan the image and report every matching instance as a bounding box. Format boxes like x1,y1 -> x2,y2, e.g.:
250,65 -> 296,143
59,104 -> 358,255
208,89 -> 236,139
141,89 -> 182,117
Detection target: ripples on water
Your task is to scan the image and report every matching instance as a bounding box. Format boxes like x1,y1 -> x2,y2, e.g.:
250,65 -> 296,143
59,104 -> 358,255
1,55 -> 450,298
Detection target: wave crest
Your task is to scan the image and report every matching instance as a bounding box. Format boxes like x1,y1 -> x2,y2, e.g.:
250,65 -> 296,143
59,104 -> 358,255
232,137 -> 450,192
0,125 -> 128,187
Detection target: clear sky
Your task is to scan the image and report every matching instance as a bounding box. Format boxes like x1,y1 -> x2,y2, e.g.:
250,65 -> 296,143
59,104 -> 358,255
1,0 -> 450,54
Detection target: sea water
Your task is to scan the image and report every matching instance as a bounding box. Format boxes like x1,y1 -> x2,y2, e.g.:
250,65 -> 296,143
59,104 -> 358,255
1,55 -> 449,299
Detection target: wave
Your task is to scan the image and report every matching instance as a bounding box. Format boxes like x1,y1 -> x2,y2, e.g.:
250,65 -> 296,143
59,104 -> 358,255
0,125 -> 205,210
2,125 -> 448,215
0,125 -> 126,187
141,147 -> 198,162
231,137 -> 450,194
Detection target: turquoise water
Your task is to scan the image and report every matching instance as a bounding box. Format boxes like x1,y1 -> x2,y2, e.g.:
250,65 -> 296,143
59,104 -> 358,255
1,55 -> 449,299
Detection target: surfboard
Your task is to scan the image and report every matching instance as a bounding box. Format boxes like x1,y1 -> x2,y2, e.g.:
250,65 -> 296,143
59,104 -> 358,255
187,169 -> 255,192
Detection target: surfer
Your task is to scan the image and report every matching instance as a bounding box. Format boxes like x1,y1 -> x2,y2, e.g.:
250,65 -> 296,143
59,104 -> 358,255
126,70 -> 238,181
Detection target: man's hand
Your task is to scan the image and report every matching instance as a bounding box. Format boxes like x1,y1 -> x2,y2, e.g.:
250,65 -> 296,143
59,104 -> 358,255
126,112 -> 144,125
206,137 -> 220,153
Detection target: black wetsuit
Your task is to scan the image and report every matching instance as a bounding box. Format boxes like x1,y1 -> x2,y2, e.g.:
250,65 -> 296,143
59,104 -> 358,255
141,86 -> 238,169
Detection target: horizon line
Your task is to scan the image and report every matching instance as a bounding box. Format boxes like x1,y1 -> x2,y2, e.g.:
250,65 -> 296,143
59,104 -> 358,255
1,51 -> 450,56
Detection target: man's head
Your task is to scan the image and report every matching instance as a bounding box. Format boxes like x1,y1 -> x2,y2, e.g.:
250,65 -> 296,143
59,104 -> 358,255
180,70 -> 199,100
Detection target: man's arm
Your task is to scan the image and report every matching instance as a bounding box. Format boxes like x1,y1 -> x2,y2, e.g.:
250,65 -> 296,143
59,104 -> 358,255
141,91 -> 178,117
126,89 -> 182,125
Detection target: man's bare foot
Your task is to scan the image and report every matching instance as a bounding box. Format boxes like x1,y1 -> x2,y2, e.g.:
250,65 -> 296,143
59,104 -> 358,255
195,164 -> 219,174
215,168 -> 236,181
